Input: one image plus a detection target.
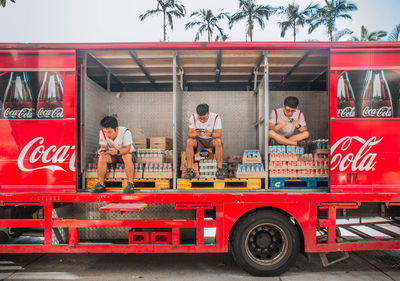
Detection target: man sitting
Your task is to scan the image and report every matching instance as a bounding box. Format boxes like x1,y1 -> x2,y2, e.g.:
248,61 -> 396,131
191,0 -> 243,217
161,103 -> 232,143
269,96 -> 309,145
184,103 -> 224,180
91,116 -> 136,194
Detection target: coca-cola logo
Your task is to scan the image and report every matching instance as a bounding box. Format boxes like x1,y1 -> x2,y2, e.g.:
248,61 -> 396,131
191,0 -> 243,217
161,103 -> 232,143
362,106 -> 392,118
3,107 -> 33,119
37,107 -> 63,118
18,137 -> 75,172
331,136 -> 383,172
337,107 -> 355,118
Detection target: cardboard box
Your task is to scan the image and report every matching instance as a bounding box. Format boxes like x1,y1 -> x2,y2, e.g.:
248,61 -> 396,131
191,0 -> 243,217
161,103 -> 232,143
235,171 -> 266,178
143,171 -> 173,179
134,171 -> 142,179
150,137 -> 173,150
136,156 -> 165,164
133,138 -> 149,149
242,157 -> 262,164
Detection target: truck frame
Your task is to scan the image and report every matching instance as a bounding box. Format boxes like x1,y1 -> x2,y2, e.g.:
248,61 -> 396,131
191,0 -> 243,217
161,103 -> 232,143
0,42 -> 400,276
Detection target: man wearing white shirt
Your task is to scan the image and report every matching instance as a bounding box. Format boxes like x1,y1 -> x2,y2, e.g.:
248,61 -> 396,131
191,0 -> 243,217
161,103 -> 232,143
91,116 -> 136,194
269,96 -> 309,145
185,104 -> 224,179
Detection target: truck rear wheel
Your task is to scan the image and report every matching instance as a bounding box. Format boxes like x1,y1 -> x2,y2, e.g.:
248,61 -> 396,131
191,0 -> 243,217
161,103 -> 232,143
231,210 -> 300,276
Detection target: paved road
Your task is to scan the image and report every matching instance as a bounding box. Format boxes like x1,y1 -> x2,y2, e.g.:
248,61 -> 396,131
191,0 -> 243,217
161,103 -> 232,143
0,250 -> 399,280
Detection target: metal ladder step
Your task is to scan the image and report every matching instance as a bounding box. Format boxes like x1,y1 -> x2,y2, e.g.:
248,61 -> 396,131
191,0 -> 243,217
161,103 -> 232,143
99,203 -> 149,212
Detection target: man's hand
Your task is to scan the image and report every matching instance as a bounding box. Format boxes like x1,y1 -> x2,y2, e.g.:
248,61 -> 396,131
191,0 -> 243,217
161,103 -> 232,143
203,129 -> 212,137
108,148 -> 118,155
280,119 -> 288,128
98,148 -> 108,156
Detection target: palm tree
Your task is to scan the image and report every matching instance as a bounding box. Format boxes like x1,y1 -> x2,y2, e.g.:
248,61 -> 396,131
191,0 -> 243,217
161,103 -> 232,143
229,0 -> 276,42
277,2 -> 318,42
308,0 -> 358,41
332,28 -> 353,41
388,24 -> 400,41
350,25 -> 387,41
0,0 -> 15,7
139,0 -> 186,42
215,34 -> 229,42
185,9 -> 229,42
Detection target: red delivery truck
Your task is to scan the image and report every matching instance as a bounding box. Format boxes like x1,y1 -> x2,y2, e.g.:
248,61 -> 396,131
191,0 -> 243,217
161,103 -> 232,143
0,42 -> 400,276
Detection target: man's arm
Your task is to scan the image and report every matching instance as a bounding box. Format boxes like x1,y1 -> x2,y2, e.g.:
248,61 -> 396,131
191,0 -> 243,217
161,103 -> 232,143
188,128 -> 200,139
299,125 -> 308,133
108,144 -> 131,155
269,119 -> 288,132
211,129 -> 222,139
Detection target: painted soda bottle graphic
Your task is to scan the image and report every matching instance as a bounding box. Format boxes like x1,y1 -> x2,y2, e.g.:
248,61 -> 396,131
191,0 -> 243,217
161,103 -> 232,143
337,72 -> 355,118
361,70 -> 393,118
2,72 -> 34,119
36,72 -> 63,119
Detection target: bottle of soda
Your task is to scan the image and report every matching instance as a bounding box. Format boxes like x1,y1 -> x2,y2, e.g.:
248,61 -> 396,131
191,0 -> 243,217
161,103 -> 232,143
361,70 -> 393,118
2,72 -> 34,119
36,72 -> 63,119
337,72 -> 356,118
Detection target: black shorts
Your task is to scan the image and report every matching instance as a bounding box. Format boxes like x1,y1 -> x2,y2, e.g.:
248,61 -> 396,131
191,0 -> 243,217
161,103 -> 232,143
110,152 -> 136,166
195,137 -> 214,153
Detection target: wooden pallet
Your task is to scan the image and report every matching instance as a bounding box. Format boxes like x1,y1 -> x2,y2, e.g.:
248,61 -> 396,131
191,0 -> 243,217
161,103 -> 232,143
86,178 -> 170,190
177,178 -> 261,190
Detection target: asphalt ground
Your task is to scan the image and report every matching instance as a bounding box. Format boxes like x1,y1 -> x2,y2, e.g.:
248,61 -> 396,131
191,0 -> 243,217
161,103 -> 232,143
0,249 -> 399,280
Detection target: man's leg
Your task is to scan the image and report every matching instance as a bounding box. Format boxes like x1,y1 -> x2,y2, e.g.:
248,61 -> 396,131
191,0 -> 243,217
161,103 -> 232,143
289,131 -> 310,142
212,138 -> 223,169
185,138 -> 198,169
122,153 -> 135,183
97,154 -> 112,185
269,130 -> 298,146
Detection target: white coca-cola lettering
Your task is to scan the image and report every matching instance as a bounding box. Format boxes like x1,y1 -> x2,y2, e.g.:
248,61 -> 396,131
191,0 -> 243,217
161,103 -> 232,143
18,137 -> 75,172
337,107 -> 355,118
3,107 -> 33,119
331,136 -> 383,172
37,107 -> 63,118
362,106 -> 392,118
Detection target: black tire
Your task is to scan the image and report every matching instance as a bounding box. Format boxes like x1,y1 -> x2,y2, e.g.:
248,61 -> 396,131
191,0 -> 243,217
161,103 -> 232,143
231,210 -> 300,276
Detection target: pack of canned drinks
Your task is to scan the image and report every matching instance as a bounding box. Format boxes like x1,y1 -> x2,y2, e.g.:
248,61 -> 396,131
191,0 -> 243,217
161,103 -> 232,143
236,163 -> 265,173
243,149 -> 261,159
136,149 -> 165,158
269,145 -> 304,154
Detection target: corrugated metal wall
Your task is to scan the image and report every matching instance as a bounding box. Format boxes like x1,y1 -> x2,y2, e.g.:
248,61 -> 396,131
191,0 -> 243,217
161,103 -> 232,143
85,78 -> 328,163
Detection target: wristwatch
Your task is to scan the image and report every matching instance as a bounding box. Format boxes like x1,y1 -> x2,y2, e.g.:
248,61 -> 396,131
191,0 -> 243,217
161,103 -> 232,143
296,124 -> 302,129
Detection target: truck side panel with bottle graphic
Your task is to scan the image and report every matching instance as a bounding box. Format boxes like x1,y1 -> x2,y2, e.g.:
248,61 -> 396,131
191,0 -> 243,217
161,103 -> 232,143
0,50 -> 76,192
330,48 -> 400,192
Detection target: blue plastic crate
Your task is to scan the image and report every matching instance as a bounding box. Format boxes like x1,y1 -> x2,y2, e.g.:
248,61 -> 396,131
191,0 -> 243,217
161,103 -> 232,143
269,177 -> 328,189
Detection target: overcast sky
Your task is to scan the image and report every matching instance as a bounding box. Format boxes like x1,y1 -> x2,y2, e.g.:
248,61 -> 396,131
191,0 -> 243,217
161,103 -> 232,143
0,0 -> 399,43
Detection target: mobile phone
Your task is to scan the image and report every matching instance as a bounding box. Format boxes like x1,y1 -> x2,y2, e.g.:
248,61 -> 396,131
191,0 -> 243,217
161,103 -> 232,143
196,128 -> 204,131
289,118 -> 294,123
100,149 -> 108,152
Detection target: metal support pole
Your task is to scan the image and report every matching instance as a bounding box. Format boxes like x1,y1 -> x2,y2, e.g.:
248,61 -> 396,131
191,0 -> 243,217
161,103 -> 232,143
264,50 -> 269,189
172,51 -> 178,190
80,52 -> 87,184
106,71 -> 111,92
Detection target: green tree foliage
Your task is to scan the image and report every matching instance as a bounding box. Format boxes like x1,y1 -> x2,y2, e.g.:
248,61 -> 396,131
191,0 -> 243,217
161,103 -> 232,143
185,9 -> 228,42
139,0 -> 186,42
277,2 -> 318,42
0,0 -> 15,7
229,0 -> 276,42
350,25 -> 387,41
388,24 -> 400,41
308,0 -> 357,41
